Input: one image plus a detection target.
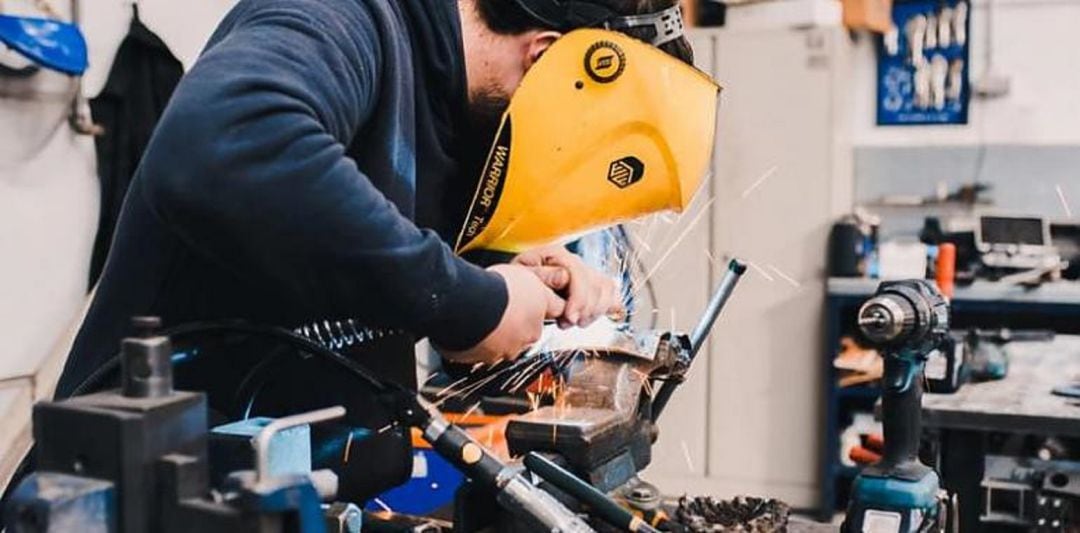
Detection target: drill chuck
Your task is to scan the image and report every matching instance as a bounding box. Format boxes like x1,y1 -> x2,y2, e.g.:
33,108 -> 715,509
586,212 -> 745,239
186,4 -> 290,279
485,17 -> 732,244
856,280 -> 949,352
858,295 -> 917,345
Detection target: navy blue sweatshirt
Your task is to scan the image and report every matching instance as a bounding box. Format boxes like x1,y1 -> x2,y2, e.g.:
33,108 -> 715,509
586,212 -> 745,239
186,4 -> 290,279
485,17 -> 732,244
56,0 -> 507,397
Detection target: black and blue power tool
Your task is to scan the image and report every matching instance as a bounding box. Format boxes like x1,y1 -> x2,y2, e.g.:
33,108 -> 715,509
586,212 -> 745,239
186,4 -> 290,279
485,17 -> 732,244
844,280 -> 953,533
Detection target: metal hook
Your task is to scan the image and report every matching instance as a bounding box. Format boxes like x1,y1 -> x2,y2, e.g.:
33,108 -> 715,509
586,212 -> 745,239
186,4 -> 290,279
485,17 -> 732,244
67,0 -> 104,136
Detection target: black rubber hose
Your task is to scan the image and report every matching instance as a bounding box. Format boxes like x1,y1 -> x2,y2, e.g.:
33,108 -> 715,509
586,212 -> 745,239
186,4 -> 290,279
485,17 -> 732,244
69,321 -> 399,400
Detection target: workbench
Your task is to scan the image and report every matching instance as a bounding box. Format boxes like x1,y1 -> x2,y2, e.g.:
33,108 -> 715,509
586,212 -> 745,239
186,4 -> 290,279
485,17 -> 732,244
923,334 -> 1080,532
820,278 -> 1080,519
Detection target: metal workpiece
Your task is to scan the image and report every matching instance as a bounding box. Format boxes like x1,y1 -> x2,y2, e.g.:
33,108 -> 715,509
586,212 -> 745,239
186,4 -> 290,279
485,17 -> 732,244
541,322 -> 662,364
560,356 -> 645,414
652,258 -> 746,422
253,406 -> 346,485
504,262 -> 748,494
689,259 -> 748,356
122,316 -> 174,398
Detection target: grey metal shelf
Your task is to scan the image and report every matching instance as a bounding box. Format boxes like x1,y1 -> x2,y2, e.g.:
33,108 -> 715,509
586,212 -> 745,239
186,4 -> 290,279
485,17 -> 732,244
828,278 -> 1080,306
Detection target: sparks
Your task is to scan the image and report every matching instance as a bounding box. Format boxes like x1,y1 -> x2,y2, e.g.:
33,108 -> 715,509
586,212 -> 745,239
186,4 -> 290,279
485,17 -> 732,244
1057,185 -> 1073,219
767,264 -> 801,288
746,260 -> 775,282
436,376 -> 470,398
629,230 -> 654,253
639,196 -> 717,289
740,165 -> 779,199
633,369 -> 656,398
343,432 -> 354,463
461,401 -> 482,420
680,440 -> 695,472
373,498 -> 393,513
703,249 -> 718,268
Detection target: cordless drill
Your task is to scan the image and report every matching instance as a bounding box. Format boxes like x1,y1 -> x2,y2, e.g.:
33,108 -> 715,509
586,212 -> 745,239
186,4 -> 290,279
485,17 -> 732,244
844,280 -> 951,533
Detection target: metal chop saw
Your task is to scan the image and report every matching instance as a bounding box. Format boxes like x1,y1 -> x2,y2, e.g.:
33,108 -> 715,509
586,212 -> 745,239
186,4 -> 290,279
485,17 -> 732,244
844,280 -> 954,533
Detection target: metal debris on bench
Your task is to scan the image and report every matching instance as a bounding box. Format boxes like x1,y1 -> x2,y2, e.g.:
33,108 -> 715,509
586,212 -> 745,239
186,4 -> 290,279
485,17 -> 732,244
674,495 -> 791,532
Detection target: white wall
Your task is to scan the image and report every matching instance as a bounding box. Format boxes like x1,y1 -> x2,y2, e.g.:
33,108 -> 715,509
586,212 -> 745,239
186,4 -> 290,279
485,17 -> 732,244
0,0 -> 235,388
643,25 -> 854,509
0,0 -> 235,491
852,0 -> 1080,147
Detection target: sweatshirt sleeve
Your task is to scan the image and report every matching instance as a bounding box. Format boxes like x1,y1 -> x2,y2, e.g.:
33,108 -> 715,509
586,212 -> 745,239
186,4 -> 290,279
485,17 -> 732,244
137,2 -> 506,350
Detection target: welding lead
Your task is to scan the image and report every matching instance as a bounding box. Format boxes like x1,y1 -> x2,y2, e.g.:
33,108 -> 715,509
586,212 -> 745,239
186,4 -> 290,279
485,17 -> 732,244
415,401 -> 594,532
524,453 -> 661,533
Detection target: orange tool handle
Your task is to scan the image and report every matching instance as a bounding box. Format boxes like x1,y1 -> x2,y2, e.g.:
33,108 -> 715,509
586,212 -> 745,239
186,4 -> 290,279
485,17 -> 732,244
936,243 -> 956,299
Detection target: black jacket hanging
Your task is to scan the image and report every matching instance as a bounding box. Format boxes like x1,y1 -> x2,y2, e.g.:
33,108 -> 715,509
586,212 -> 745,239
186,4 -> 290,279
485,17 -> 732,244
88,8 -> 182,287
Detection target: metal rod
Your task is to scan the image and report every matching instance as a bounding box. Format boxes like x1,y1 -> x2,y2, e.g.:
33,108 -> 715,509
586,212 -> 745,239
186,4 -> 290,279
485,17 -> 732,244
524,453 -> 661,533
651,258 -> 746,422
254,406 -> 346,483
689,259 -> 747,357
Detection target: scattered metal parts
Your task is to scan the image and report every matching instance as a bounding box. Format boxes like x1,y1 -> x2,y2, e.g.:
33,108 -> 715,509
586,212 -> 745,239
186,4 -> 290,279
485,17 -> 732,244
674,496 -> 790,533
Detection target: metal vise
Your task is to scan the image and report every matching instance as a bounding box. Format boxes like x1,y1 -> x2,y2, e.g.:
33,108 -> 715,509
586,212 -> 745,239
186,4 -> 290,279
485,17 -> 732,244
506,330 -> 691,492
506,259 -> 747,494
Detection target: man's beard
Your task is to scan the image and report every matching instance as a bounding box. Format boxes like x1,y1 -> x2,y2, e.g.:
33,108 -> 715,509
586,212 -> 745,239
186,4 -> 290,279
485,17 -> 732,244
462,88 -> 511,174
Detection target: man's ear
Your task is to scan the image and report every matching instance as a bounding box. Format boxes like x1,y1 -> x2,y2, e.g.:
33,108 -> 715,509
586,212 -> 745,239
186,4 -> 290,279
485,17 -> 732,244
524,31 -> 562,70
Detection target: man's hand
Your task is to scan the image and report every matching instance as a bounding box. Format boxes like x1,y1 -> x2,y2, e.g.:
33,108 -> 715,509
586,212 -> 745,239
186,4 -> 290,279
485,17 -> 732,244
513,245 -> 623,329
441,264 -> 566,365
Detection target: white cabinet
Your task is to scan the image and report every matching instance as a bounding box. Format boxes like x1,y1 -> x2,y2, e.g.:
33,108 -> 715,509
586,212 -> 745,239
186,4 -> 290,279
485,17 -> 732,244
642,26 -> 853,508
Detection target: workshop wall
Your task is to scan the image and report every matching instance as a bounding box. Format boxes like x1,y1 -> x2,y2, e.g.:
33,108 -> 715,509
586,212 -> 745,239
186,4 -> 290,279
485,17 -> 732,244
0,0 -> 235,389
849,0 -> 1080,236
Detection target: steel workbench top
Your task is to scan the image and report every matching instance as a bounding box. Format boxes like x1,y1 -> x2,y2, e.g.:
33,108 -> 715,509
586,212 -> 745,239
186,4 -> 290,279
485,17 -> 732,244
922,335 -> 1080,434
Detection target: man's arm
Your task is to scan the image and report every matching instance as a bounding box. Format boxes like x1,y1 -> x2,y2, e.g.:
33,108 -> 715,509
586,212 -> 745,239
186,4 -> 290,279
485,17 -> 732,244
138,3 -> 503,350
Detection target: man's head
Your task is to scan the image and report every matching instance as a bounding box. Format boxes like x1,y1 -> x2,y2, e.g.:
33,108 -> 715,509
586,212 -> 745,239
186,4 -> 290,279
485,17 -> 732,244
458,0 -> 694,135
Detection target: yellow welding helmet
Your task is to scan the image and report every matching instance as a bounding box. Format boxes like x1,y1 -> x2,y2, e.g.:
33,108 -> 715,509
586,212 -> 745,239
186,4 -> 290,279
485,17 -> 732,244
454,28 -> 722,254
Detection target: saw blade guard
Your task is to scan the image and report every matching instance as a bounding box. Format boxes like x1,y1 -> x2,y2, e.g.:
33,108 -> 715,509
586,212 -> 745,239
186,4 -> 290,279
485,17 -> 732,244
455,28 -> 722,254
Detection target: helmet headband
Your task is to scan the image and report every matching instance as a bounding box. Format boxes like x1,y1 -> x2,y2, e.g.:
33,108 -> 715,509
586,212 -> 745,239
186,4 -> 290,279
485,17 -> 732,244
510,0 -> 686,47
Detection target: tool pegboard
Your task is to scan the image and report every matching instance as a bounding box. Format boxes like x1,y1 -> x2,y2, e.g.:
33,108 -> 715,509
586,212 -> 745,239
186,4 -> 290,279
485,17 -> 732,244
877,0 -> 971,125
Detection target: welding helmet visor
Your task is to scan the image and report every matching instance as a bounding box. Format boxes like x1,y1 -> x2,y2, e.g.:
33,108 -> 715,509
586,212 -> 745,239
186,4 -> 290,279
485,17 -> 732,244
455,28 -> 722,254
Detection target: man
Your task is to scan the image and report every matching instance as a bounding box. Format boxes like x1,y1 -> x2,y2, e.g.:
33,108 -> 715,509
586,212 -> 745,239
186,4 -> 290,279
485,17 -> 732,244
59,0 -> 694,396
48,0 -> 694,499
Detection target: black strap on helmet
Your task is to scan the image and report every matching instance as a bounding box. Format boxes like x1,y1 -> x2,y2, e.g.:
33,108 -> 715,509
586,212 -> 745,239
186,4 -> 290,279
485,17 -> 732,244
510,0 -> 686,47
